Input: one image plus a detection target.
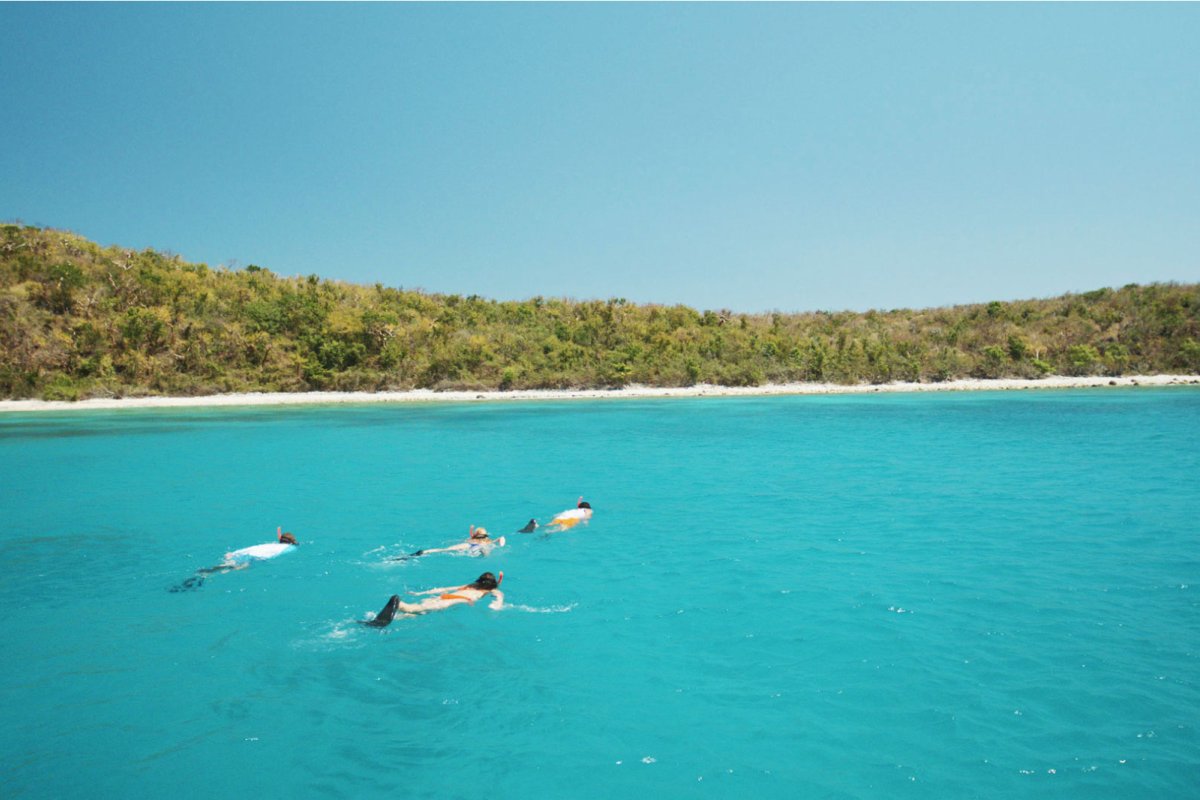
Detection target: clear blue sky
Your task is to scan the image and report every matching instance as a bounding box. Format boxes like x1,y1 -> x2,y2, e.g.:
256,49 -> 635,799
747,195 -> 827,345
3,3 -> 1197,313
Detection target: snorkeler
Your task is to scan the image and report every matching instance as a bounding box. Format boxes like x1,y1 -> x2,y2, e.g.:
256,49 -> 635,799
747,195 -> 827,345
170,527 -> 298,591
545,497 -> 593,531
363,571 -> 505,628
390,526 -> 506,561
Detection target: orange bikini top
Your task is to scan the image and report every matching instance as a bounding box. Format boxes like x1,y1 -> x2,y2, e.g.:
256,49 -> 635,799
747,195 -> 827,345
440,573 -> 501,602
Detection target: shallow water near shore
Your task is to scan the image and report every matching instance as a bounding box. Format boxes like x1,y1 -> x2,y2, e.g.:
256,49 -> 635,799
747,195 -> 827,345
1,389 -> 1198,798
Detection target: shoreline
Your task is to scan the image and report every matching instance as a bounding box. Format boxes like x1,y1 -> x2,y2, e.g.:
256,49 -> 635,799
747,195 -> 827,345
1,374 -> 1197,414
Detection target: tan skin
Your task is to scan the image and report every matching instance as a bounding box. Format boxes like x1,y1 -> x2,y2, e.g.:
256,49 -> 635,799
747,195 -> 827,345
416,526 -> 506,556
363,571 -> 505,627
546,497 -> 593,532
392,575 -> 505,615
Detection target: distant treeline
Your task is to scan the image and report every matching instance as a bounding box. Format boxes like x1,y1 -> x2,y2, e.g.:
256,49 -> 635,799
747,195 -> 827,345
2,224 -> 1198,400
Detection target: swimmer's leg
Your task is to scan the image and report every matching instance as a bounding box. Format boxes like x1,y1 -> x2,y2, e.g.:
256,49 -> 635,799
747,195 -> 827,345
363,595 -> 402,628
170,561 -> 244,591
197,564 -> 239,575
395,598 -> 453,614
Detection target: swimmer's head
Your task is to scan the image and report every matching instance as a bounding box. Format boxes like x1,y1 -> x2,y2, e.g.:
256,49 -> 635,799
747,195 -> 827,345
279,532 -> 298,546
577,501 -> 591,510
470,572 -> 500,591
470,527 -> 489,540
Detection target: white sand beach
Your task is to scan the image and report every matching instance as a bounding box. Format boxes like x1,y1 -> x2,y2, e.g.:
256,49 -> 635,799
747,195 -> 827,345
1,374 -> 1197,414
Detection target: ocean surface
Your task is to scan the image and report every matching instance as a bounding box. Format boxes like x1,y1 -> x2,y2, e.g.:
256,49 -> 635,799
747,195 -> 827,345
1,389 -> 1197,799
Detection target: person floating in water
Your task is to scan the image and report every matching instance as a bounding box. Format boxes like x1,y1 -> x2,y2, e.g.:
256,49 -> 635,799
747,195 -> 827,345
363,571 -> 505,627
546,497 -> 593,531
517,519 -> 538,533
390,526 -> 506,561
170,527 -> 298,591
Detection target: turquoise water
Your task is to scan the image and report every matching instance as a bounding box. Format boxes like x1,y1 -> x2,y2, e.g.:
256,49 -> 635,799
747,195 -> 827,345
1,389 -> 1198,799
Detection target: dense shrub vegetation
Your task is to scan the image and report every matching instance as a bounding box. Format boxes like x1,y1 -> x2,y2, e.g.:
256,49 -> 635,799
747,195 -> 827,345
2,225 -> 1198,400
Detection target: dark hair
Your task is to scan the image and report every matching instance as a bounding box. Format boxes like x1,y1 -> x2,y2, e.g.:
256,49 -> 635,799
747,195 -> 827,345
280,532 -> 298,545
577,501 -> 591,510
468,572 -> 499,591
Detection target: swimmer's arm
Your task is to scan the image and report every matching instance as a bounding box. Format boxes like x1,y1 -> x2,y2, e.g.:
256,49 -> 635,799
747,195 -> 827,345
488,590 -> 505,610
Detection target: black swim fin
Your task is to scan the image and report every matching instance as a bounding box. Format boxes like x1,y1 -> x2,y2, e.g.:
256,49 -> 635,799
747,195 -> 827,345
517,519 -> 538,533
364,595 -> 401,628
168,575 -> 205,593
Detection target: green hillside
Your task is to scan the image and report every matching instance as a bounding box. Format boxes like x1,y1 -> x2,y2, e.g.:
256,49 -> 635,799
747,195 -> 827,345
2,224 -> 1198,401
